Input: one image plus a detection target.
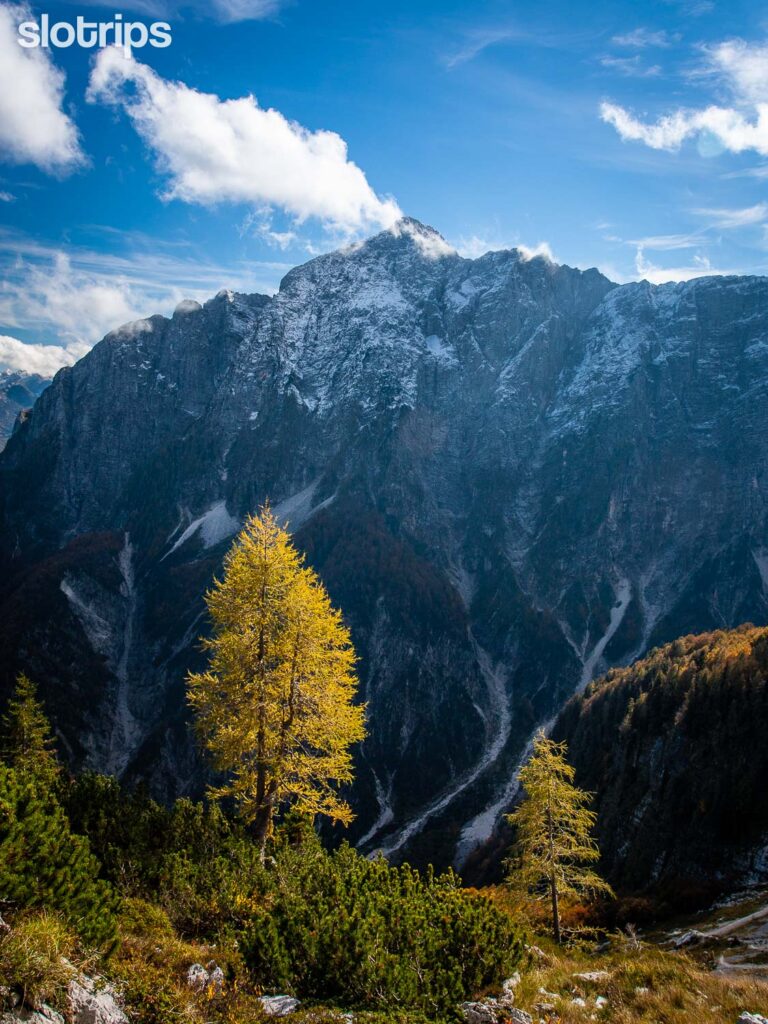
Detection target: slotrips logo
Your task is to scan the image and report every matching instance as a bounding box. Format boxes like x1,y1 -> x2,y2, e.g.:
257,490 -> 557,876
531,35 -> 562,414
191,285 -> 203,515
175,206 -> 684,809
17,12 -> 172,57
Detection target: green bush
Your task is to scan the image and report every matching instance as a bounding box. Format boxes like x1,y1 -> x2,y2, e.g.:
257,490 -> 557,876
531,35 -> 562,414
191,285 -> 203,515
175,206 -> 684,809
242,837 -> 525,1016
67,778 -> 524,1017
0,764 -> 119,949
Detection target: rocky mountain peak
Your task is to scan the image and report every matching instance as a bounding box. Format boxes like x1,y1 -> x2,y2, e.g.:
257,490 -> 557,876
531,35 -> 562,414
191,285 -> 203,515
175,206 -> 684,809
1,224 -> 767,874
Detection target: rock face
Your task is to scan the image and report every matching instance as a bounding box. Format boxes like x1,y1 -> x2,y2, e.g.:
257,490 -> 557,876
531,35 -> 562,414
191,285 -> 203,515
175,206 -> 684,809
0,371 -> 49,451
1,217 -> 768,872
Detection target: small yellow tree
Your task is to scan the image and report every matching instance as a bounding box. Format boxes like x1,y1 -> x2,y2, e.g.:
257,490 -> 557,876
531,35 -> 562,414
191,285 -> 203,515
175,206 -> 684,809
187,506 -> 366,855
507,732 -> 613,943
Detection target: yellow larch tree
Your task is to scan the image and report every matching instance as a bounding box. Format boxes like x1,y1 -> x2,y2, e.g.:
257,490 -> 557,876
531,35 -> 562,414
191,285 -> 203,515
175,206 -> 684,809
187,506 -> 366,856
507,732 -> 613,943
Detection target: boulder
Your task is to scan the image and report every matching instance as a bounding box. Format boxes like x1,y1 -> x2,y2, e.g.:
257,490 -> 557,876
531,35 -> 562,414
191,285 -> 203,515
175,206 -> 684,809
573,971 -> 610,983
673,930 -> 704,949
186,964 -> 208,991
0,1008 -> 64,1024
68,977 -> 127,1024
459,1002 -> 499,1024
258,996 -> 300,1017
738,1015 -> 768,1024
507,1011 -> 533,1024
500,974 -> 521,1004
460,1005 -> 532,1024
186,962 -> 224,995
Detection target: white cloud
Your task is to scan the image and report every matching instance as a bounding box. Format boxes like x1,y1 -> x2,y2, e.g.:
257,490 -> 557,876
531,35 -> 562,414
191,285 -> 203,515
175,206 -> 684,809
706,39 -> 768,106
0,228 -> 290,352
692,202 -> 768,228
0,334 -> 86,376
0,190 -> 13,202
600,55 -> 661,78
391,219 -> 456,258
612,28 -> 674,48
87,48 -> 401,235
75,0 -> 285,22
600,102 -> 698,150
455,235 -> 556,261
627,232 -> 701,250
635,246 -> 739,284
517,241 -> 557,262
601,38 -> 768,158
0,2 -> 84,173
442,27 -> 520,69
209,0 -> 284,22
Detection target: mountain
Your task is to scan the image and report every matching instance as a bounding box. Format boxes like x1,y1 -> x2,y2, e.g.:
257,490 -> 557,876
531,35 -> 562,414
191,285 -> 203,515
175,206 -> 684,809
552,624 -> 768,903
0,371 -> 50,450
1,217 -> 768,871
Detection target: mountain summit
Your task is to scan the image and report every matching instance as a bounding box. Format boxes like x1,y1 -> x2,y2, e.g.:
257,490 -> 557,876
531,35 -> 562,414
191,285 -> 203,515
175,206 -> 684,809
1,223 -> 767,870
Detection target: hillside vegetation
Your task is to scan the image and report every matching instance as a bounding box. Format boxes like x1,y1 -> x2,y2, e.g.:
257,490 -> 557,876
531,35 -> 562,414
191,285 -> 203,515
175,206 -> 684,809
554,624 -> 768,905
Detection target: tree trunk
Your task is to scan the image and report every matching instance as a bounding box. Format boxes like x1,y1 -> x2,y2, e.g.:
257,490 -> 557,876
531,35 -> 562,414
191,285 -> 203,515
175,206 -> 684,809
252,802 -> 272,862
550,872 -> 561,945
546,799 -> 561,944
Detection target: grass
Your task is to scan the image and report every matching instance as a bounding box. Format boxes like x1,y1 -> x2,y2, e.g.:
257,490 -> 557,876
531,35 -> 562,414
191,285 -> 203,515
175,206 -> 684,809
510,933 -> 768,1023
4,897 -> 768,1023
0,911 -> 78,1010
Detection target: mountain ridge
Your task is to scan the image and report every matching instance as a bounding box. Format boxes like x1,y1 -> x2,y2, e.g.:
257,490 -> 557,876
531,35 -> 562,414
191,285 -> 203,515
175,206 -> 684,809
1,217 -> 767,872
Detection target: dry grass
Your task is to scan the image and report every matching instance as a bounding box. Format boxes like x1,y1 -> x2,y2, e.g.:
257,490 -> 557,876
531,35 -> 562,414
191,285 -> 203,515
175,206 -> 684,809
511,934 -> 768,1023
0,911 -> 77,1010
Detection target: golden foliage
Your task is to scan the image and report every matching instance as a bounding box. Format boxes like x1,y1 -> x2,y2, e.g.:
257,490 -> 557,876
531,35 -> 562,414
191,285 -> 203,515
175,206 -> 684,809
187,506 -> 366,848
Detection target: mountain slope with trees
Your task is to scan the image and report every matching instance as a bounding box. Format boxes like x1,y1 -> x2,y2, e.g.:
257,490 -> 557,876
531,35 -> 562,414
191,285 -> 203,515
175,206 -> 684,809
553,624 -> 768,902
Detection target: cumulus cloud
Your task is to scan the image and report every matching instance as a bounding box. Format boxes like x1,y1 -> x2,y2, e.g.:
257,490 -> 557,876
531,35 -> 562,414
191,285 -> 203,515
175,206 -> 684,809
87,48 -> 401,235
708,39 -> 768,106
0,334 -> 87,376
601,38 -> 768,157
0,2 -> 84,173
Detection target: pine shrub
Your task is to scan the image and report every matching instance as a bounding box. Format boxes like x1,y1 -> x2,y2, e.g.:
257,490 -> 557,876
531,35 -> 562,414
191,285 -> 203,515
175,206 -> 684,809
0,764 -> 118,949
242,837 -> 525,1015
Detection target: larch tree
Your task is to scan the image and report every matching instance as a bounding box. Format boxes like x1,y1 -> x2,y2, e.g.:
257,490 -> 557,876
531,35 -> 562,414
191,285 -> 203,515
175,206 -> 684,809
506,732 -> 613,943
187,506 -> 366,856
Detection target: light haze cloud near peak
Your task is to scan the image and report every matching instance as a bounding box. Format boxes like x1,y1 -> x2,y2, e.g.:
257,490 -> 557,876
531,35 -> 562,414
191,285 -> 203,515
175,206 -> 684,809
87,47 -> 401,236
635,247 -> 740,284
0,226 -> 291,372
455,234 -> 556,261
0,2 -> 84,174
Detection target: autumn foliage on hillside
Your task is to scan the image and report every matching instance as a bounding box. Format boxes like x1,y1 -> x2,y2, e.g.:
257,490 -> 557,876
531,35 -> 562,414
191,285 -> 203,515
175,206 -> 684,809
554,624 -> 768,902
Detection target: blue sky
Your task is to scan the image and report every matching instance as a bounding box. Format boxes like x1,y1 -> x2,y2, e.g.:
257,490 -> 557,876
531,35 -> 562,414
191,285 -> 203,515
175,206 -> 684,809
1,0 -> 767,372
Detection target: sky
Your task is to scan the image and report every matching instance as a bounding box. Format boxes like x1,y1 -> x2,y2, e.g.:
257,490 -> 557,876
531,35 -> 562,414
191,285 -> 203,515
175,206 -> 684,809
1,0 -> 768,374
